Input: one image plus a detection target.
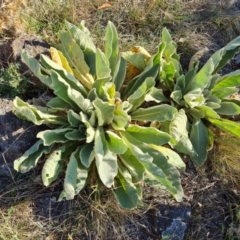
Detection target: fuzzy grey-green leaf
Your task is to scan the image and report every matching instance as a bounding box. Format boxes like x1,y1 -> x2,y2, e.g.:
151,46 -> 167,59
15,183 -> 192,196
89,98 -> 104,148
131,105 -> 177,122
126,125 -> 170,145
14,140 -> 52,173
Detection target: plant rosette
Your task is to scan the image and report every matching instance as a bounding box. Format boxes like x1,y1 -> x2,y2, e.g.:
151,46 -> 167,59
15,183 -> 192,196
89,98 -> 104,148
135,28 -> 240,166
13,21 -> 185,209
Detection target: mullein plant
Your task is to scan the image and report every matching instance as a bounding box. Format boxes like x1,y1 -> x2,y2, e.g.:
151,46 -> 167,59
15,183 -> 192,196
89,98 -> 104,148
135,28 -> 240,166
13,21 -> 185,209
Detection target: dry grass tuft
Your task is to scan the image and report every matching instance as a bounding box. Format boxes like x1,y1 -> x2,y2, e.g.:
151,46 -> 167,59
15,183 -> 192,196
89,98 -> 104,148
210,131 -> 240,188
0,171 -> 148,240
0,201 -> 48,240
0,0 -> 26,38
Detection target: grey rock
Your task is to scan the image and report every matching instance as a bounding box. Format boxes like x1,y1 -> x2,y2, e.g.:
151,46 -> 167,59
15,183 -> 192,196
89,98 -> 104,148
147,203 -> 191,240
162,219 -> 187,240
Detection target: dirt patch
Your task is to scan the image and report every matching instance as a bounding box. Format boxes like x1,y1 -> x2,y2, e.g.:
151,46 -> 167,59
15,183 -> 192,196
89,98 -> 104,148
0,98 -> 47,176
182,163 -> 240,240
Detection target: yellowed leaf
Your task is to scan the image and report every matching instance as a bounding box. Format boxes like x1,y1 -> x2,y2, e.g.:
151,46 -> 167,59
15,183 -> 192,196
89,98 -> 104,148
130,46 -> 151,58
50,47 -> 62,65
125,63 -> 142,83
50,47 -> 73,74
98,3 -> 113,10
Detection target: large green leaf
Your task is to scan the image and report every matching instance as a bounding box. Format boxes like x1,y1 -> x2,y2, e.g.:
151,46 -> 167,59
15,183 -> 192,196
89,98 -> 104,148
94,127 -> 118,187
122,51 -> 148,70
42,143 -> 77,186
191,36 -> 240,91
212,37 -> 240,74
215,102 -> 240,115
118,149 -> 145,180
63,147 -> 88,200
211,87 -> 238,100
131,105 -> 177,122
160,61 -> 176,90
40,54 -> 88,98
92,98 -> 115,126
65,129 -> 86,141
122,131 -> 184,201
213,70 -> 240,90
49,70 -> 81,111
92,79 -> 109,100
122,64 -> 159,99
105,131 -> 128,154
63,147 -> 80,200
145,87 -> 169,103
144,147 -> 184,202
79,112 -> 95,143
79,143 -> 95,168
47,97 -> 72,111
182,64 -> 200,94
121,132 -> 153,163
113,163 -> 139,209
13,97 -> 67,126
103,82 -> 115,103
170,90 -> 183,105
95,48 -> 112,81
184,88 -> 205,108
208,74 -> 221,90
190,118 -> 209,165
173,135 -> 196,157
174,75 -> 186,92
37,128 -> 73,146
126,124 -> 170,145
169,109 -> 188,145
14,140 -> 52,173
188,58 -> 213,92
206,101 -> 221,110
112,57 -> 127,91
128,77 -> 155,111
153,42 -> 165,65
150,145 -> 185,172
112,101 -> 131,131
21,50 -> 52,87
161,27 -> 181,78
65,21 -> 96,76
195,105 -> 220,119
207,118 -> 240,138
169,109 -> 196,157
67,110 -> 82,127
222,98 -> 240,107
59,30 -> 94,89
65,20 -> 96,52
188,108 -> 205,119
105,21 -> 119,76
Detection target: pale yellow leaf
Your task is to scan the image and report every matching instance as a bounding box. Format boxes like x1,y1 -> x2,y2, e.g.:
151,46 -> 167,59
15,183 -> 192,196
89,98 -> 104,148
50,47 -> 74,74
130,46 -> 151,58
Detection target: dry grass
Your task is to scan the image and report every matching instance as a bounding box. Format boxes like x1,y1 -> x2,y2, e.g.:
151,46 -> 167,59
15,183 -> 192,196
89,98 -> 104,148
178,126 -> 240,240
210,131 -> 240,188
0,201 -> 47,240
0,0 -> 26,38
1,0 -> 239,53
0,171 -> 150,240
